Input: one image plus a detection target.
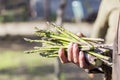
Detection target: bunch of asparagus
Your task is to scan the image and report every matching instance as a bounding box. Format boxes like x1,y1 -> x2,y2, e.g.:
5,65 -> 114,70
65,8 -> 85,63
24,23 -> 112,67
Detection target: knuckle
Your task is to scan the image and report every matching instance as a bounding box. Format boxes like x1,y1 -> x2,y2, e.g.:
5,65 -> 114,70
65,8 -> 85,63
77,32 -> 83,37
58,52 -> 63,58
74,60 -> 79,64
61,61 -> 67,64
80,65 -> 86,69
68,58 -> 72,62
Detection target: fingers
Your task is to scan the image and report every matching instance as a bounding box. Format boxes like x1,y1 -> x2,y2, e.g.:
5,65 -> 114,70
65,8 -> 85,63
58,43 -> 79,64
58,48 -> 68,63
67,43 -> 73,61
79,51 -> 94,69
59,43 -> 88,67
58,42 -> 92,69
79,51 -> 88,69
67,43 -> 79,63
73,43 -> 79,64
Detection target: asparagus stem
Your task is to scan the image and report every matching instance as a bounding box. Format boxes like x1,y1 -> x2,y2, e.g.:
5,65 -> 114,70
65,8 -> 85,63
51,23 -> 92,46
62,27 -> 92,46
99,58 -> 112,67
24,23 -> 112,67
49,23 -> 70,37
24,38 -> 56,45
81,37 -> 104,42
50,35 -> 80,44
87,51 -> 111,61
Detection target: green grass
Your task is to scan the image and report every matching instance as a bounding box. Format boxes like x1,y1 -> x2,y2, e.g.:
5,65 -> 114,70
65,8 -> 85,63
0,50 -> 55,80
0,50 -> 54,70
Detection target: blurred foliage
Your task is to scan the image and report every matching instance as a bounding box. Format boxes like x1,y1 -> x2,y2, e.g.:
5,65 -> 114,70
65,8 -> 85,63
50,13 -> 56,21
0,50 -> 54,70
0,6 -> 29,22
0,50 -> 55,80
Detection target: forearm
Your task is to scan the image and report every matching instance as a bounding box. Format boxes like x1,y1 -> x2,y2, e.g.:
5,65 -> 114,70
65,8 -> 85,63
91,0 -> 109,39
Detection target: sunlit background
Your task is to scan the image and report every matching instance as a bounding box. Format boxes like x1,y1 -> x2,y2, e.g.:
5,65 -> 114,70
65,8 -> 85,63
0,0 -> 103,80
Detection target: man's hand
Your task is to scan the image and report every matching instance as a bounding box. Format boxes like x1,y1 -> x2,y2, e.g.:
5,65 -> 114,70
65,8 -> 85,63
58,33 -> 94,69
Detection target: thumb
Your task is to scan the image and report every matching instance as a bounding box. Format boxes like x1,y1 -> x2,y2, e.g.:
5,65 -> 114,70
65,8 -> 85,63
76,32 -> 84,37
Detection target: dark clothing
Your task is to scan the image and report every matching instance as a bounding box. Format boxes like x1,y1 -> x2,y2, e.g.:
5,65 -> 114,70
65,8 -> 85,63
113,14 -> 120,80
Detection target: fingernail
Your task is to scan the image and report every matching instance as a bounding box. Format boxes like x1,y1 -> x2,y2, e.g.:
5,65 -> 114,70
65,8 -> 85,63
77,32 -> 83,37
79,51 -> 83,56
74,43 -> 78,47
68,42 -> 73,47
58,48 -> 63,53
69,42 -> 73,45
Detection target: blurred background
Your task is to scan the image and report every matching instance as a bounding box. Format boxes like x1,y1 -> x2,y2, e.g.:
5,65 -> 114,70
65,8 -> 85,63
0,0 -> 103,80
